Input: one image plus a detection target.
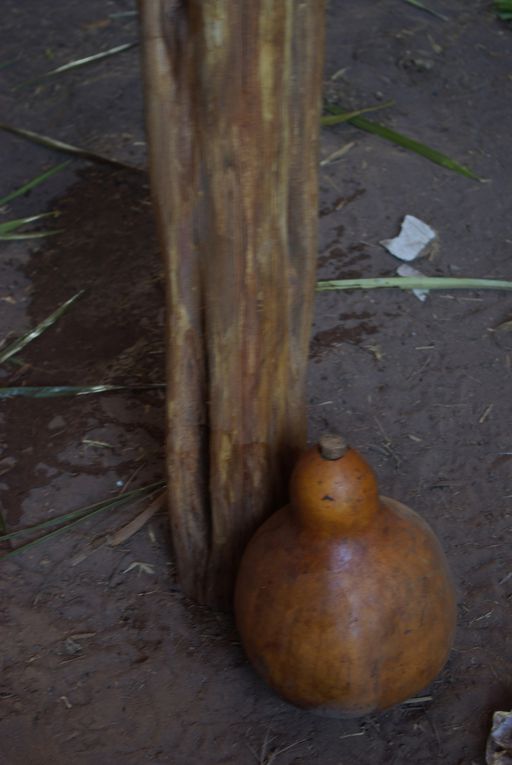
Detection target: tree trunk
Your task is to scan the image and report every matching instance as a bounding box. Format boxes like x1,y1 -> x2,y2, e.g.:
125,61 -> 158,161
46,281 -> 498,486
138,0 -> 325,609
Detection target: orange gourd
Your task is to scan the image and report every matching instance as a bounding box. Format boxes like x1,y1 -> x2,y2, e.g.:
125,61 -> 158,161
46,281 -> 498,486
234,434 -> 457,717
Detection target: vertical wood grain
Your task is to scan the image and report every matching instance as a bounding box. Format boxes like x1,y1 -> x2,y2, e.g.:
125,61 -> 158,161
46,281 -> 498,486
139,0 -> 325,608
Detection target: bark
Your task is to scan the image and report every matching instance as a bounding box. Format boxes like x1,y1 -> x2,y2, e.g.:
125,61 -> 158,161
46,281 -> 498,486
139,0 -> 325,608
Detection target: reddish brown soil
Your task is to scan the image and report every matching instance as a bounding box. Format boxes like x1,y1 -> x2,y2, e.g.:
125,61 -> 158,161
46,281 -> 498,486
1,2 -> 511,764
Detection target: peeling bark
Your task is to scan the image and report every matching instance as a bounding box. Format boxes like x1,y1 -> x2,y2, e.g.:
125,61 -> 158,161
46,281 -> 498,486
139,0 -> 325,608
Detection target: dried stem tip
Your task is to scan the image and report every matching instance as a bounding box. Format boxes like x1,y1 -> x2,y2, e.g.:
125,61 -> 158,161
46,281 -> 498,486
319,434 -> 349,460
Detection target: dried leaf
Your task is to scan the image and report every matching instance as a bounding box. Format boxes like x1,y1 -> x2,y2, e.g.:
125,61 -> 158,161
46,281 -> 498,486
108,492 -> 166,546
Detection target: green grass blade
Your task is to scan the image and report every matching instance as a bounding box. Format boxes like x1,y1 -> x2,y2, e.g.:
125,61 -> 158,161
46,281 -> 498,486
0,162 -> 70,207
316,277 -> 512,292
0,482 -> 166,558
0,384 -> 165,398
0,291 -> 83,365
0,123 -> 140,172
0,212 -> 57,236
0,230 -> 63,241
402,0 -> 448,21
495,0 -> 512,19
324,104 -> 481,181
320,100 -> 394,127
0,481 -> 165,543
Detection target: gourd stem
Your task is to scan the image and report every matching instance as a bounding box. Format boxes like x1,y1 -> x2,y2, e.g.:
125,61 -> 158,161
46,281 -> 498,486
319,434 -> 348,461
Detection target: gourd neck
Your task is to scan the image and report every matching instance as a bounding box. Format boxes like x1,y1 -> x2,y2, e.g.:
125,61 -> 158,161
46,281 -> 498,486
290,435 -> 380,533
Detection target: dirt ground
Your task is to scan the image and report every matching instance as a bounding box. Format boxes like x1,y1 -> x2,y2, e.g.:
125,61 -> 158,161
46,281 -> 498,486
1,1 -> 511,763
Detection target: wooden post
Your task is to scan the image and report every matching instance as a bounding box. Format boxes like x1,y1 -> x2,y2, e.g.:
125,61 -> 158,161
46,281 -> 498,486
139,0 -> 325,609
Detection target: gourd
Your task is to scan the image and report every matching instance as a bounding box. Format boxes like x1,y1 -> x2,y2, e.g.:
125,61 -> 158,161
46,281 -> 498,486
234,434 -> 457,717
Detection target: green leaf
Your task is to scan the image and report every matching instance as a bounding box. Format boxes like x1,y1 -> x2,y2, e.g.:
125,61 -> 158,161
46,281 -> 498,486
0,384 -> 165,398
316,277 -> 512,292
0,481 -> 165,558
495,0 -> 512,19
0,291 -> 84,365
324,103 -> 481,181
320,100 -> 394,127
0,162 -> 70,207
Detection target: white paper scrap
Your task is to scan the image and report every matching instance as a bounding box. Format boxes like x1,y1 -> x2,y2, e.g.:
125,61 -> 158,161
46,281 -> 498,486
397,263 -> 429,302
381,215 -> 436,261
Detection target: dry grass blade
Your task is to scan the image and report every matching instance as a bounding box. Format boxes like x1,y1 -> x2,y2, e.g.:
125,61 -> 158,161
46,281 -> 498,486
0,481 -> 164,543
0,481 -> 165,558
109,11 -> 138,18
0,384 -> 165,398
43,42 -> 137,77
108,491 -> 166,546
317,277 -> 512,292
320,100 -> 393,127
0,481 -> 165,542
0,162 -> 70,207
15,43 -> 138,88
402,0 -> 448,21
0,291 -> 83,365
320,141 -> 355,166
402,695 -> 433,704
0,123 -> 141,172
